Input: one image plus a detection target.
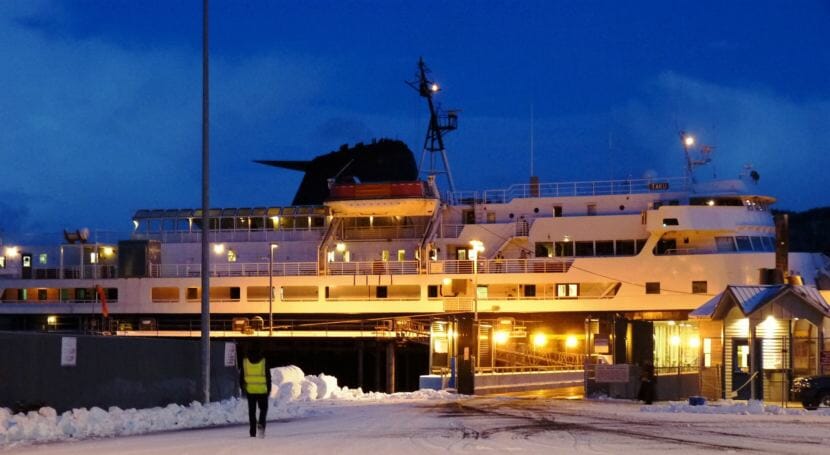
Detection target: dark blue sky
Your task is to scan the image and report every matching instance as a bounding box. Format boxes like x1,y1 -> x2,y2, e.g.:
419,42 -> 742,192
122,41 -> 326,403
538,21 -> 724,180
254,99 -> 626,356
1,1 -> 829,243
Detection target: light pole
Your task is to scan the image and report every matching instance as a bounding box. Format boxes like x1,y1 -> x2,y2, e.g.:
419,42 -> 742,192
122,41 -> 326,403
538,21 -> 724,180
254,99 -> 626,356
468,240 -> 484,321
269,243 -> 278,337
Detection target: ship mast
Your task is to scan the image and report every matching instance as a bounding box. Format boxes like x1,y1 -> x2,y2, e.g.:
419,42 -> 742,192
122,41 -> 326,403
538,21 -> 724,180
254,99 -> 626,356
407,58 -> 458,194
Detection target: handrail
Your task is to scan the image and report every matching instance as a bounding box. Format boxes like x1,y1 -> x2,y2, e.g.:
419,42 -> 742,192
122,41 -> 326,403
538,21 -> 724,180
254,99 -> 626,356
447,176 -> 690,204
430,258 -> 573,274
327,260 -> 420,275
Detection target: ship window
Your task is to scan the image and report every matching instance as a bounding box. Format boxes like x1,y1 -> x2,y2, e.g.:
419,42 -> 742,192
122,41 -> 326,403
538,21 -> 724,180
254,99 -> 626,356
750,236 -> 763,251
575,241 -> 594,257
381,250 -> 390,262
595,241 -> 614,256
463,210 -> 476,224
0,257 -> 5,269
186,287 -> 199,300
554,241 -> 573,257
535,242 -> 553,258
556,283 -> 578,298
177,218 -> 190,232
376,286 -> 388,299
427,285 -> 438,298
735,236 -> 752,252
553,206 -> 562,217
587,204 -> 597,216
645,282 -> 660,294
230,287 -> 241,300
523,284 -> 536,297
615,240 -> 635,256
486,211 -> 496,223
476,285 -> 488,299
456,248 -> 468,260
662,218 -> 679,226
692,281 -> 708,294
762,236 -> 775,251
635,239 -> 648,254
397,250 -> 406,261
38,289 -> 48,300
715,236 -> 736,252
227,249 -> 237,263
39,253 -> 48,265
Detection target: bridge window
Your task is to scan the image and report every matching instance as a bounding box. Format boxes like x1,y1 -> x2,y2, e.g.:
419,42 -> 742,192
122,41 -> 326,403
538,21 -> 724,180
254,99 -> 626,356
715,236 -> 736,252
692,281 -> 708,294
554,241 -> 573,257
556,283 -> 578,298
523,284 -> 536,297
735,236 -> 752,251
615,240 -> 635,256
575,241 -> 594,257
595,241 -> 614,256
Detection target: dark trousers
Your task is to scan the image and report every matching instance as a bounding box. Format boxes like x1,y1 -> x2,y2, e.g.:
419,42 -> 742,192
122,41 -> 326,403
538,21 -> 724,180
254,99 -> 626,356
247,393 -> 268,436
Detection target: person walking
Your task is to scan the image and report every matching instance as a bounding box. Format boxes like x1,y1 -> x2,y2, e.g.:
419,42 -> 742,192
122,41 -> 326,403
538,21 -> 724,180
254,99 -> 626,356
637,362 -> 656,405
240,343 -> 272,438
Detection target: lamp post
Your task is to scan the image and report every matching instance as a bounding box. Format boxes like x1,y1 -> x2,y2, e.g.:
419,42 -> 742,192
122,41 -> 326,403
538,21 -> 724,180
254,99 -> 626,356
269,243 -> 278,337
468,240 -> 484,321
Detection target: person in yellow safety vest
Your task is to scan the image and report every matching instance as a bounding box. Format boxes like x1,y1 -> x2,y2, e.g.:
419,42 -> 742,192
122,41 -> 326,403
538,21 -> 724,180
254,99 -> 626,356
240,343 -> 272,438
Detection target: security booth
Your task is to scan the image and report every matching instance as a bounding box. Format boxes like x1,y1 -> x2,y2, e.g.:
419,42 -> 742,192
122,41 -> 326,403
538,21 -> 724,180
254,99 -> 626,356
690,285 -> 830,402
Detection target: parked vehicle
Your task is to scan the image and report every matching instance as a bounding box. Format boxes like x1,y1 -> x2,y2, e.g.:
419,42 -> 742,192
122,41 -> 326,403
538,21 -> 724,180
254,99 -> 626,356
791,376 -> 830,410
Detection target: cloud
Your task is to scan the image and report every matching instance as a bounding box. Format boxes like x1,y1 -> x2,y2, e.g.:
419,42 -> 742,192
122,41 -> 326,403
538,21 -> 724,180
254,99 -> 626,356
613,72 -> 830,210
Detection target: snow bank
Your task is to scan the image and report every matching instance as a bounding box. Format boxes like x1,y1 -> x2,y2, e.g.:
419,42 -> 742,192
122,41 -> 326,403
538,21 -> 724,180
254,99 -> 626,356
1,365 -> 455,447
641,399 -> 830,416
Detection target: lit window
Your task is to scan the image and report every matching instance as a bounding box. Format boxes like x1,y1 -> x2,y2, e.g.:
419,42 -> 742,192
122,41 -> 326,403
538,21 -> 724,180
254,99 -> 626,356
703,338 -> 712,367
39,253 -> 48,265
89,252 -> 98,264
0,256 -> 5,269
227,249 -> 237,263
556,283 -> 578,298
397,250 -> 406,261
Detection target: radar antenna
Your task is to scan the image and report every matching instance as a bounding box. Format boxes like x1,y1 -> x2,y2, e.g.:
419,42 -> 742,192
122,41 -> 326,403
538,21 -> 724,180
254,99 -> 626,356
407,57 -> 458,194
679,131 -> 714,183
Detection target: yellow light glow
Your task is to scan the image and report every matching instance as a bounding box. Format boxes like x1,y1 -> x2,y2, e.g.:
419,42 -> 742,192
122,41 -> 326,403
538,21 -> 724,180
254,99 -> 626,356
213,244 -> 225,255
336,243 -> 346,253
689,336 -> 701,349
762,315 -> 777,338
494,330 -> 509,345
684,135 -> 695,147
47,315 -> 57,325
442,277 -> 452,286
565,335 -> 578,348
532,333 -> 548,348
707,199 -> 715,206
102,247 -> 114,257
4,247 -> 19,257
667,320 -> 676,326
670,335 -> 681,346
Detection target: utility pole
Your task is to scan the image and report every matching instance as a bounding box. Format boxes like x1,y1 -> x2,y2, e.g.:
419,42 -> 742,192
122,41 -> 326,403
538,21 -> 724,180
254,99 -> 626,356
200,0 -> 211,404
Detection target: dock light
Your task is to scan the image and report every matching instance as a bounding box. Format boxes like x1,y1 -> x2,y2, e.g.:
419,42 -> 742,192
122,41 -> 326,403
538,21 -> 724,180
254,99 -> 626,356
4,246 -> 19,257
683,135 -> 695,147
706,199 -> 715,206
689,336 -> 701,349
336,242 -> 346,253
670,335 -> 681,346
102,247 -> 114,257
494,330 -> 510,345
468,240 -> 485,259
565,335 -> 578,348
532,333 -> 548,348
212,243 -> 225,255
431,83 -> 439,92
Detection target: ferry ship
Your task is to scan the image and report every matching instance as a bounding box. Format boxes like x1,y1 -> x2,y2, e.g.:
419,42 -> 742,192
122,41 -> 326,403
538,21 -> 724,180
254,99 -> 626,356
1,60 -> 828,381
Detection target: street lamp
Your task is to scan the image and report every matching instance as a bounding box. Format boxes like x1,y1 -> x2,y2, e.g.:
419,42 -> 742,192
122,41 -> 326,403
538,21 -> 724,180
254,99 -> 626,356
268,243 -> 278,336
468,240 -> 485,321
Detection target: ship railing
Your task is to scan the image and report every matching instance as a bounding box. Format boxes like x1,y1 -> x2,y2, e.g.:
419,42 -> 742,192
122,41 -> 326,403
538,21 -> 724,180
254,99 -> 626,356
326,260 -> 420,276
26,265 -> 119,280
150,261 -> 319,278
428,258 -> 573,274
446,176 -> 690,204
438,224 -> 465,238
133,227 -> 325,243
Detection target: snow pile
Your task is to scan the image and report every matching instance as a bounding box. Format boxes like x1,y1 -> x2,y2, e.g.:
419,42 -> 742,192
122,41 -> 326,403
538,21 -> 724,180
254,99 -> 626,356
641,399 -> 830,416
1,365 -> 455,447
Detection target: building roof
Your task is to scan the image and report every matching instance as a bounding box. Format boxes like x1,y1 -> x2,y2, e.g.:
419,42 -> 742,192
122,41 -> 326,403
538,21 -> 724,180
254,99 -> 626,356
689,285 -> 830,319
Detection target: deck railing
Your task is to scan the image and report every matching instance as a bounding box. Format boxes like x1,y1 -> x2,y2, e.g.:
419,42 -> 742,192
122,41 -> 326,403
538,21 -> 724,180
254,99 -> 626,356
428,258 -> 573,274
326,260 -> 420,275
447,176 -> 690,205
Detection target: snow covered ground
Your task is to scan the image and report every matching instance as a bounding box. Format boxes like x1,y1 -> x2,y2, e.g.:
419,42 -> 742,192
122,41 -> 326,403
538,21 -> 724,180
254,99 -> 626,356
3,366 -> 830,454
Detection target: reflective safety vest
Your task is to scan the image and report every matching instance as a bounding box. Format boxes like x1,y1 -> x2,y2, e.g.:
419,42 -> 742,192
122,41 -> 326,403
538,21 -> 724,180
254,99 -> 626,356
243,358 -> 268,394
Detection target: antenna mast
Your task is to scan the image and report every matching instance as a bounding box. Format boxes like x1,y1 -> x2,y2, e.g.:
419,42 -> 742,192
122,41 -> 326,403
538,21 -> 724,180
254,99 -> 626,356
407,57 -> 458,194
